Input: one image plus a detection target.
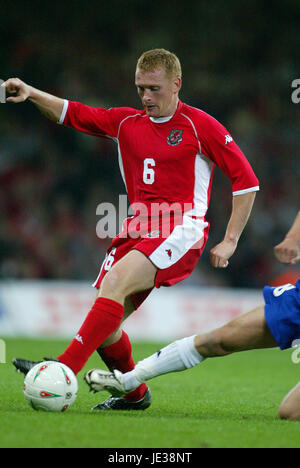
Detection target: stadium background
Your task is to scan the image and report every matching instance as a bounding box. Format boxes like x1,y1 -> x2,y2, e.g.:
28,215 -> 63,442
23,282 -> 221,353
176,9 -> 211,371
0,0 -> 299,339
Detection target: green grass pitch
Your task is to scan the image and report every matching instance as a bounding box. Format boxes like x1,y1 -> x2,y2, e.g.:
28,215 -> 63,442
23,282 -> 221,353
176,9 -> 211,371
1,338 -> 300,448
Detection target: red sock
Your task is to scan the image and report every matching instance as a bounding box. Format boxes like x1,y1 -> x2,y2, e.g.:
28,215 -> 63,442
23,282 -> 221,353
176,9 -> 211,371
58,297 -> 124,375
98,330 -> 148,402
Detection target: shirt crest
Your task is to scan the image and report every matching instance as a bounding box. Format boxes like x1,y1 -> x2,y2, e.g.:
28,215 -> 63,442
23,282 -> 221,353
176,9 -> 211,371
167,129 -> 183,146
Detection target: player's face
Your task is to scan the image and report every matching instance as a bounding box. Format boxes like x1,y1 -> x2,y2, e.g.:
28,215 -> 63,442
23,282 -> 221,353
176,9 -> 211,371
135,67 -> 181,118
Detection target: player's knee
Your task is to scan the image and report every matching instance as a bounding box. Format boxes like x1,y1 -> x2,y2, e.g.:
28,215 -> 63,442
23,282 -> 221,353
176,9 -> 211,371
278,406 -> 294,421
278,402 -> 300,421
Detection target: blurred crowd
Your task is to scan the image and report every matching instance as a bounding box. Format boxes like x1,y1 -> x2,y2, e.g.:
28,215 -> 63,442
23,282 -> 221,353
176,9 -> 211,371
0,0 -> 299,288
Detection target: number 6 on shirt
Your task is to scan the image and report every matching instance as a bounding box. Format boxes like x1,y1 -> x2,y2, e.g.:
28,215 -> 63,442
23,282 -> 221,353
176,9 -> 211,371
143,158 -> 156,185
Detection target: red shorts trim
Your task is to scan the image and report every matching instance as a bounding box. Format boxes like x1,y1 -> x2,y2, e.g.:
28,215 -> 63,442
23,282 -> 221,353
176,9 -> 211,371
93,215 -> 210,309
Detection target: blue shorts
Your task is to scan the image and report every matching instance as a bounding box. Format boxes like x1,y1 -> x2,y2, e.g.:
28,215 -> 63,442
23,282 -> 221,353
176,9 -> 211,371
264,279 -> 300,350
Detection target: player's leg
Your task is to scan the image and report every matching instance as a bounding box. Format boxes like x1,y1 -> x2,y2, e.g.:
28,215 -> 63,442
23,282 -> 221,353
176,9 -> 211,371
96,296 -> 148,404
13,249 -> 156,379
98,295 -> 135,348
97,249 -> 157,303
57,249 -> 157,375
194,305 -> 277,357
278,382 -> 300,421
121,305 -> 277,391
85,305 -> 277,395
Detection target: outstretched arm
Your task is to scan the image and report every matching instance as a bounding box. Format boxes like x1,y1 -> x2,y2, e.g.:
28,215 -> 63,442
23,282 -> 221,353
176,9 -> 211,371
2,78 -> 64,122
3,79 -> 136,139
274,211 -> 300,264
209,191 -> 256,268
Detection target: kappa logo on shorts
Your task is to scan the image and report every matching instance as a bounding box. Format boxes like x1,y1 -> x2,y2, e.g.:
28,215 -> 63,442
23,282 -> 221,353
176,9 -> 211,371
166,249 -> 173,259
167,129 -> 183,146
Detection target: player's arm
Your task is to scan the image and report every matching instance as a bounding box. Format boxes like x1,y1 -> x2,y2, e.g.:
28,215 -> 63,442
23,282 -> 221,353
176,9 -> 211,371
197,112 -> 259,269
210,191 -> 256,268
2,78 -> 64,122
2,78 -> 135,138
274,211 -> 300,264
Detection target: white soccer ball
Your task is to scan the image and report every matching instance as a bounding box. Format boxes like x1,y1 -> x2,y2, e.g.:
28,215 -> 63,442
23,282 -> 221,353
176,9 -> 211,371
23,361 -> 78,412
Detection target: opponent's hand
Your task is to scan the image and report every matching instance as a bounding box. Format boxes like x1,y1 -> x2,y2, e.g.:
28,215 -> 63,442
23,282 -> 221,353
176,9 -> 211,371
209,239 -> 237,268
274,238 -> 300,265
1,78 -> 31,103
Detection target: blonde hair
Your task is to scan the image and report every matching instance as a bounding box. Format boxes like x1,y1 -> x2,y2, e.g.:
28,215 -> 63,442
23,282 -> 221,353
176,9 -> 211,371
136,48 -> 182,79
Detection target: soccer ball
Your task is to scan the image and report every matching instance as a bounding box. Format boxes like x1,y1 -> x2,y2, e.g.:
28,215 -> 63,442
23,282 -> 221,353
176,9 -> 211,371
23,361 -> 78,412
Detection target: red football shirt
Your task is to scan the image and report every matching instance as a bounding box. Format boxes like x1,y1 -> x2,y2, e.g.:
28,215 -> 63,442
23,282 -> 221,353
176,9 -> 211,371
59,99 -> 259,217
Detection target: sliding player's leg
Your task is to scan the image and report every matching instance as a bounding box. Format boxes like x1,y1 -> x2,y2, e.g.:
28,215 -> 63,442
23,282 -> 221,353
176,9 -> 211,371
129,305 -> 277,389
195,305 -> 277,357
85,305 -> 277,395
86,281 -> 300,421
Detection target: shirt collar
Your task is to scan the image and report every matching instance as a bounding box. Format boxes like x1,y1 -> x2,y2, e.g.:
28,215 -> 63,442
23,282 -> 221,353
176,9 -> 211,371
149,115 -> 173,123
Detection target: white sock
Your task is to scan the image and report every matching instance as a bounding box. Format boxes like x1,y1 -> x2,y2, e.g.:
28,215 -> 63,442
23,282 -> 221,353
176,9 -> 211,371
122,335 -> 204,391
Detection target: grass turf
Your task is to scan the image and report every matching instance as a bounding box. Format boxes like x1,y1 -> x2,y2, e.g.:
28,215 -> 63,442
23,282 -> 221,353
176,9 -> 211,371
1,338 -> 300,448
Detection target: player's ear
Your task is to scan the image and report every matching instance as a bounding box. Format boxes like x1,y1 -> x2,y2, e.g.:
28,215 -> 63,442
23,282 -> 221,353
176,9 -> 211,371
173,77 -> 182,94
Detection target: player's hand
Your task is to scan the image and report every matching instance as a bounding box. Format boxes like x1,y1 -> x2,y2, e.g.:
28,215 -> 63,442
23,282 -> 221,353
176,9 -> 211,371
274,238 -> 300,265
209,239 -> 237,268
1,78 -> 31,103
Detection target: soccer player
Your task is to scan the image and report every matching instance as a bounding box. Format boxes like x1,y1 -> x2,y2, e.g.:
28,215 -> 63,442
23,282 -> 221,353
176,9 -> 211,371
85,211 -> 300,420
3,49 -> 259,410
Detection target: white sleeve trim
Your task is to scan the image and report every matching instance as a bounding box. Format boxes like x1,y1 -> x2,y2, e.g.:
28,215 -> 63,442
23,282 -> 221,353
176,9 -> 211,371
57,99 -> 69,125
233,186 -> 260,196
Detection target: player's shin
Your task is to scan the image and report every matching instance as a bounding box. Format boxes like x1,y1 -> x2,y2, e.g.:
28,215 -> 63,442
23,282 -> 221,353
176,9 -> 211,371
58,297 -> 124,375
122,335 -> 204,391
